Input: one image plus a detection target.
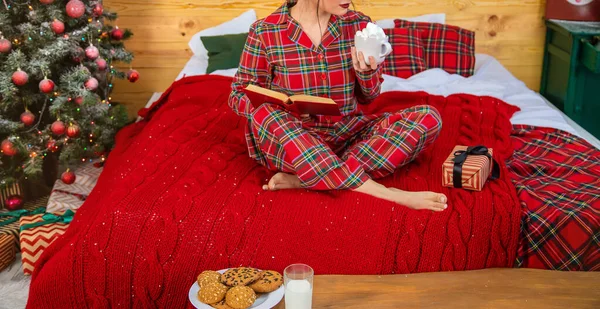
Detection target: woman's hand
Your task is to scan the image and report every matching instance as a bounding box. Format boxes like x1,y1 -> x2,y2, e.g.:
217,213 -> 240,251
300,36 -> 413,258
351,47 -> 378,72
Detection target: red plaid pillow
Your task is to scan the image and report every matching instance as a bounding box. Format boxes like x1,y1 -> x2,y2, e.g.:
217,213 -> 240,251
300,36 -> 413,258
381,28 -> 427,78
394,20 -> 475,77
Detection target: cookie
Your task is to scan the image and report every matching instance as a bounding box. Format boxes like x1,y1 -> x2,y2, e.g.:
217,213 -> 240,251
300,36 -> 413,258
197,270 -> 222,287
198,281 -> 229,305
249,270 -> 283,293
210,299 -> 234,309
222,267 -> 263,287
225,286 -> 257,309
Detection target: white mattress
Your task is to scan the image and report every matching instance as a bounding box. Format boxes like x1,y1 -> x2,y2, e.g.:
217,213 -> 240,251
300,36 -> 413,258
144,54 -> 600,150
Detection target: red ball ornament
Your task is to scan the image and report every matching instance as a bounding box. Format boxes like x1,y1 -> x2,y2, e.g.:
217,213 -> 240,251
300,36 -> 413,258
95,58 -> 107,71
61,170 -> 76,184
12,70 -> 28,86
66,0 -> 86,19
0,38 -> 11,53
93,3 -> 103,16
47,139 -> 59,152
1,140 -> 17,156
75,97 -> 84,105
20,111 -> 36,126
85,45 -> 99,60
40,0 -> 54,4
66,124 -> 80,138
85,77 -> 99,91
110,28 -> 124,41
51,19 -> 65,34
4,195 -> 24,211
39,78 -> 55,93
51,120 -> 66,136
127,70 -> 140,83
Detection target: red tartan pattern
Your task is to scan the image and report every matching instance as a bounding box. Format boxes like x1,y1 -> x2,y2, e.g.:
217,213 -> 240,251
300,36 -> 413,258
250,104 -> 441,189
508,125 -> 600,271
229,1 -> 385,164
382,28 -> 427,78
394,20 -> 475,77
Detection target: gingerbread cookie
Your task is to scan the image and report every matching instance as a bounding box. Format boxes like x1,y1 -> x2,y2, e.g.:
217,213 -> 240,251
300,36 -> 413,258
210,299 -> 234,309
198,281 -> 229,305
225,286 -> 257,309
249,270 -> 283,293
222,267 -> 263,287
197,270 -> 223,287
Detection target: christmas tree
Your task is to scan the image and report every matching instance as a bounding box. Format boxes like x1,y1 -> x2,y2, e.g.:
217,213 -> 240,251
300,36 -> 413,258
0,0 -> 136,188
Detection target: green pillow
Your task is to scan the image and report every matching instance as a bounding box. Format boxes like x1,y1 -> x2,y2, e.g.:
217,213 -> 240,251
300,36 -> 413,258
201,32 -> 249,74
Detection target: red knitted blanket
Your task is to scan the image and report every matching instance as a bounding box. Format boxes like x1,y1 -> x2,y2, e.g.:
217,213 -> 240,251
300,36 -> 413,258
27,76 -> 521,308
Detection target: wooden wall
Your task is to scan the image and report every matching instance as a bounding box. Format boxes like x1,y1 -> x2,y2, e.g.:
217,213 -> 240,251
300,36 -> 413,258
105,0 -> 547,118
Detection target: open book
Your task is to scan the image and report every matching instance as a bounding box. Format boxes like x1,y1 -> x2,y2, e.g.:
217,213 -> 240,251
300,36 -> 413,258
243,84 -> 341,116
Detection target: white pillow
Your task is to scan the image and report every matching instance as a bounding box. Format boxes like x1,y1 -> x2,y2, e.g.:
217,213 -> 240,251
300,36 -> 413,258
188,9 -> 257,58
375,13 -> 446,29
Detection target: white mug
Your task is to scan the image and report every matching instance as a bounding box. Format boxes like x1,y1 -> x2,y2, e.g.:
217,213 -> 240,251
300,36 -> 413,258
354,35 -> 392,65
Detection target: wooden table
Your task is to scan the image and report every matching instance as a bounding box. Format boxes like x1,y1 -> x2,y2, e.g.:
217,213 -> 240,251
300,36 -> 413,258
273,268 -> 600,308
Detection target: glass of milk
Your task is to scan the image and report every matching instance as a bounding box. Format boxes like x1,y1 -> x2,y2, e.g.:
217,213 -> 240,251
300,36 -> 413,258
284,264 -> 314,309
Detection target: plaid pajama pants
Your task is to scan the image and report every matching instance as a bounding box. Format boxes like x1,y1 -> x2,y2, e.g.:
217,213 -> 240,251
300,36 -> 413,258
248,104 -> 442,190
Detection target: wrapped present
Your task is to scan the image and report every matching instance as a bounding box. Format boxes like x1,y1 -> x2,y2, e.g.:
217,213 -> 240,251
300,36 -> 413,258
19,210 -> 73,275
47,162 -> 102,213
0,234 -> 16,272
442,145 -> 499,191
0,207 -> 46,272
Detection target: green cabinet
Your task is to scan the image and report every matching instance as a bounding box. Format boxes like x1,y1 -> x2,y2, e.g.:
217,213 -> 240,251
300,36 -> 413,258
540,20 -> 600,138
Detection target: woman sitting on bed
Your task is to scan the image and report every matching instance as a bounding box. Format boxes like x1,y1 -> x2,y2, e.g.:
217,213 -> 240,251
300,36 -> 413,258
228,0 -> 447,211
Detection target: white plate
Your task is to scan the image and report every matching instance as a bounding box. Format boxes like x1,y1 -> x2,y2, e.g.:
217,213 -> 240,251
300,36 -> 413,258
188,269 -> 285,309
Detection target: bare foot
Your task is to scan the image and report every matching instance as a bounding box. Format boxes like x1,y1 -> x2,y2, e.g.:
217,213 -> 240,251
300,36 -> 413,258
262,172 -> 302,191
354,180 -> 447,212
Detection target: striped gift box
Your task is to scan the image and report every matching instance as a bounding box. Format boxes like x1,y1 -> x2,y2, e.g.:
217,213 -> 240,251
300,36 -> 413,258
47,162 -> 101,213
0,234 -> 16,272
442,145 -> 495,191
19,211 -> 71,275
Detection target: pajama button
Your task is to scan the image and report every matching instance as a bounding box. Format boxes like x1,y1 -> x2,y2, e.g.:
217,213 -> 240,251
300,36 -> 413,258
318,54 -> 324,60
321,74 -> 327,80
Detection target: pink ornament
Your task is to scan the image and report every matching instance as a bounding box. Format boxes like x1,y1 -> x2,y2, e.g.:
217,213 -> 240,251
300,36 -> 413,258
4,195 -> 24,211
85,77 -> 99,91
66,0 -> 86,19
12,70 -> 28,86
85,45 -> 99,60
20,111 -> 36,126
40,0 -> 54,4
95,58 -> 107,71
93,3 -> 103,16
39,78 -> 55,93
0,38 -> 11,53
75,97 -> 84,105
51,120 -> 66,135
51,19 -> 65,34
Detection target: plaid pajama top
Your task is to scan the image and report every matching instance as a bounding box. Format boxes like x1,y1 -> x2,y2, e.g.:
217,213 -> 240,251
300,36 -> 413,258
228,1 -> 384,162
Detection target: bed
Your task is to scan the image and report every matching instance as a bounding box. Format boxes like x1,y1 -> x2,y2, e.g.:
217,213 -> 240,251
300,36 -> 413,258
23,10 -> 600,309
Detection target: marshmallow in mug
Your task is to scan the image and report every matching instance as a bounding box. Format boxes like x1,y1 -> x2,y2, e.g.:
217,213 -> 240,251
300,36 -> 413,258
354,22 -> 392,66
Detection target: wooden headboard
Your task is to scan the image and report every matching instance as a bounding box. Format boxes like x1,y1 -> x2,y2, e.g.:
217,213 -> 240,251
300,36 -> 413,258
105,0 -> 546,118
